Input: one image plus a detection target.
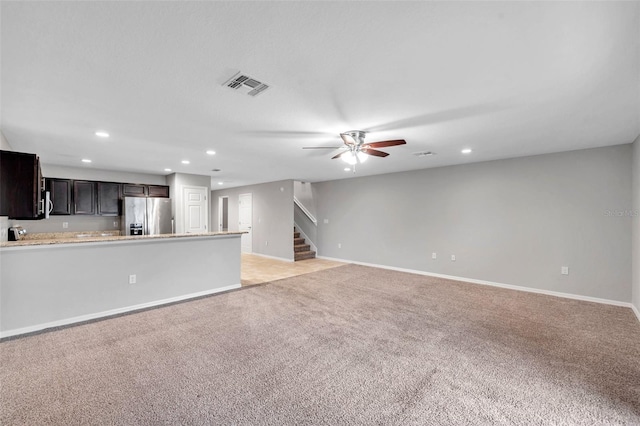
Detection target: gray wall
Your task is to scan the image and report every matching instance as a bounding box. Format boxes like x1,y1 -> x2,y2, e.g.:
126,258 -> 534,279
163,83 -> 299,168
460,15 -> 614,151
1,235 -> 241,335
1,130 -> 12,150
10,165 -> 168,234
212,180 -> 294,260
314,145 -> 633,303
43,164 -> 167,185
632,137 -> 640,313
168,173 -> 211,233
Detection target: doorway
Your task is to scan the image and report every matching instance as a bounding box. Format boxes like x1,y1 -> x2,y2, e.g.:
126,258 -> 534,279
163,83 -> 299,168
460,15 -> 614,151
238,193 -> 252,253
218,196 -> 229,232
182,186 -> 208,233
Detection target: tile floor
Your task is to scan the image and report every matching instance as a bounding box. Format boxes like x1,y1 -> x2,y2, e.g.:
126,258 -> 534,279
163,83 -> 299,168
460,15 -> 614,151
241,253 -> 346,286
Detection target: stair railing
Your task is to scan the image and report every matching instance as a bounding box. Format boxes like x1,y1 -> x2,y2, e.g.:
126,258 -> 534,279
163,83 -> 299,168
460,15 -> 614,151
293,196 -> 317,226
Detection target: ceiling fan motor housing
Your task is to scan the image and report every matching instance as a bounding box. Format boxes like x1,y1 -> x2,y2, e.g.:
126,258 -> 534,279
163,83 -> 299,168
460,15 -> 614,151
343,130 -> 367,145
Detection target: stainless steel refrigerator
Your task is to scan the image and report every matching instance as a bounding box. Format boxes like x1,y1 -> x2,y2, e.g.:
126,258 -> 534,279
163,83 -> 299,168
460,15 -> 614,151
122,197 -> 173,236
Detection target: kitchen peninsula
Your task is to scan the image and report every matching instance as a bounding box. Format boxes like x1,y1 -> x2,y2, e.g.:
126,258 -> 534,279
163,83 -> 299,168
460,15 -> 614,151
0,232 -> 244,338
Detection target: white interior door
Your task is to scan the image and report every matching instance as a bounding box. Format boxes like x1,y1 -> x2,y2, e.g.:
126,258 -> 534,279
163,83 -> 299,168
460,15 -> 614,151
238,193 -> 252,253
183,186 -> 208,234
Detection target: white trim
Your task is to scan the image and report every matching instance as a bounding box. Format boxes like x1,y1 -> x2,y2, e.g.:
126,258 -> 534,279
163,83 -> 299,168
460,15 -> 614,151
293,196 -> 317,225
632,304 -> 640,322
317,256 -> 633,309
247,252 -> 295,263
218,195 -> 229,232
294,222 -> 317,254
0,284 -> 241,339
239,192 -> 252,253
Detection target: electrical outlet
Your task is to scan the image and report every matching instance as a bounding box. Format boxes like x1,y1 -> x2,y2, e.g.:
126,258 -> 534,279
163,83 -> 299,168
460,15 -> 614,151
113,221 -> 118,228
451,255 -> 456,262
561,266 -> 569,275
129,274 -> 137,284
63,222 -> 69,229
338,243 -> 342,249
432,252 -> 437,259
324,219 -> 329,224
265,240 -> 268,246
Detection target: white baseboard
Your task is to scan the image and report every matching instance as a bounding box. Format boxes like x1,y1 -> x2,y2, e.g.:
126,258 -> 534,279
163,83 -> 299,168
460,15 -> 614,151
632,304 -> 640,322
246,252 -> 294,263
0,284 -> 241,339
318,256 -> 634,310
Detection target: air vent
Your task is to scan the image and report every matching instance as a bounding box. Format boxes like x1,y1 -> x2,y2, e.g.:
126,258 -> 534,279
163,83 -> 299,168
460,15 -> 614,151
413,151 -> 435,157
211,168 -> 222,172
224,72 -> 270,97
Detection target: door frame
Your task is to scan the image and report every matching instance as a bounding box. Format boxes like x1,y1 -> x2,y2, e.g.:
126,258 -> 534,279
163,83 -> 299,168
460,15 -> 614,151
238,192 -> 252,253
218,195 -> 229,232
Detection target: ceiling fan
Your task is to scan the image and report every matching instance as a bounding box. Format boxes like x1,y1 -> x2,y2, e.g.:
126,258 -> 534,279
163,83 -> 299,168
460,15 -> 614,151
303,131 -> 406,165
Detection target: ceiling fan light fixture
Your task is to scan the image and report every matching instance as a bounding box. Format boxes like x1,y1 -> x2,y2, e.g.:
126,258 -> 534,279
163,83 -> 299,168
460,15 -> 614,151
341,150 -> 369,165
341,153 -> 357,165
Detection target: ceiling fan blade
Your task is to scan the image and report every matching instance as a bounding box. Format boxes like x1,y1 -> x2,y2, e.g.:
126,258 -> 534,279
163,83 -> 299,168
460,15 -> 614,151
302,146 -> 342,149
340,133 -> 357,146
361,148 -> 390,158
363,139 -> 407,148
331,151 -> 348,160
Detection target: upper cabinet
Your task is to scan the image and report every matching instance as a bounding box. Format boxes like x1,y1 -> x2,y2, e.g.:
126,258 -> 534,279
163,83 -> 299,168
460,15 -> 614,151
73,181 -> 97,215
0,150 -> 43,219
97,182 -> 121,216
122,184 -> 147,197
45,177 -> 169,217
46,178 -> 72,215
148,185 -> 170,198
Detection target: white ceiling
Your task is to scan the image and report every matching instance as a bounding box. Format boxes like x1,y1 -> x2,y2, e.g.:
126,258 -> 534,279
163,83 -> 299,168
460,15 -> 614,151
2,1 -> 639,188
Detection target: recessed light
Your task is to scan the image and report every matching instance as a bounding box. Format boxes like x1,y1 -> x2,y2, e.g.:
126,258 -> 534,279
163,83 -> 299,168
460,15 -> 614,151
217,182 -> 223,185
81,159 -> 92,163
344,167 -> 351,172
181,160 -> 190,164
206,150 -> 216,155
164,168 -> 172,172
95,131 -> 109,138
461,148 -> 472,154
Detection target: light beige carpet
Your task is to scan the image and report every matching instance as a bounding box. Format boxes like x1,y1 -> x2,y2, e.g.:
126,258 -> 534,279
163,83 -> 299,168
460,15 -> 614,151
1,264 -> 639,425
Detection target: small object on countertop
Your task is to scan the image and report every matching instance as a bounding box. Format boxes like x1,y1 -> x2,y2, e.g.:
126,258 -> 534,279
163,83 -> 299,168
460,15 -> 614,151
8,226 -> 27,241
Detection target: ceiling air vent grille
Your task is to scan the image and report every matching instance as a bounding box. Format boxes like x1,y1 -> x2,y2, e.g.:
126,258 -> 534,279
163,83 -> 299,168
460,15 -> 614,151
224,72 -> 270,97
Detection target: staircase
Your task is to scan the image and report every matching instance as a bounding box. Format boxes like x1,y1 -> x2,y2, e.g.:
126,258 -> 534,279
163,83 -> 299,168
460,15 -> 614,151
294,228 -> 316,261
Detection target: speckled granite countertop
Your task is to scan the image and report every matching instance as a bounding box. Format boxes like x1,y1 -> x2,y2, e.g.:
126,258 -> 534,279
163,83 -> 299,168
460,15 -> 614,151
1,231 -> 244,248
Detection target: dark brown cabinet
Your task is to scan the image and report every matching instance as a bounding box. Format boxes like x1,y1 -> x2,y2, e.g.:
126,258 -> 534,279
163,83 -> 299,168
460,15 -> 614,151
46,178 -> 72,215
122,184 -> 147,197
148,185 -> 170,198
97,182 -> 121,216
42,177 -> 170,217
0,150 -> 43,219
73,181 -> 97,215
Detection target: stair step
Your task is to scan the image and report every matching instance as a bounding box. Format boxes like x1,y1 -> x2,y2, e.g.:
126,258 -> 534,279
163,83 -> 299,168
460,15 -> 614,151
294,237 -> 305,245
293,232 -> 300,238
295,250 -> 316,261
294,243 -> 310,253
